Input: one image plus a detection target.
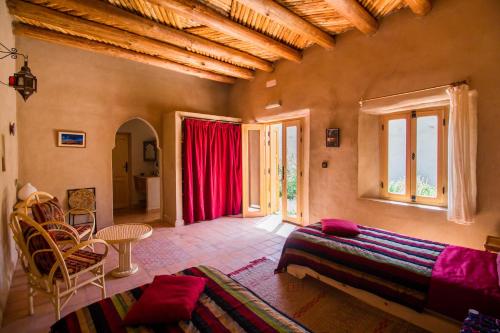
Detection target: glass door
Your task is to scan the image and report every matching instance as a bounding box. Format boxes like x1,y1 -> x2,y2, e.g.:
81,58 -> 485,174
282,120 -> 302,224
242,124 -> 267,217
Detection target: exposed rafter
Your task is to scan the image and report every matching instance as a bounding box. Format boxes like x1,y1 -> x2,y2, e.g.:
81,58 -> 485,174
7,0 -> 254,80
13,23 -> 235,83
404,0 -> 432,16
25,0 -> 273,72
323,0 -> 379,35
7,0 -> 435,83
236,0 -> 335,49
144,0 -> 303,63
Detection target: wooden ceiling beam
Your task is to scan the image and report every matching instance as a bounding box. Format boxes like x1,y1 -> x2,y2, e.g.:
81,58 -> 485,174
25,0 -> 273,72
7,0 -> 254,80
145,0 -> 302,63
404,0 -> 432,16
13,23 -> 235,84
236,0 -> 335,49
323,0 -> 378,35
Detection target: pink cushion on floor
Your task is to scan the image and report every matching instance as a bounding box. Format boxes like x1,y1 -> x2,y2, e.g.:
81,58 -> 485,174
123,275 -> 207,325
321,218 -> 360,237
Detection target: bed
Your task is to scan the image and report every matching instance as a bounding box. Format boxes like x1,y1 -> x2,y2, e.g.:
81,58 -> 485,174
276,223 -> 500,332
51,265 -> 311,333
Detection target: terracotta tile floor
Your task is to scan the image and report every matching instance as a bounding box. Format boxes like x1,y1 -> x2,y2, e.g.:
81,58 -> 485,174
1,215 -> 294,333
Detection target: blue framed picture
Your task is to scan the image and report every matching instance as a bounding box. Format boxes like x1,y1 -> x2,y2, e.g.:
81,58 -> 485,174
57,131 -> 86,148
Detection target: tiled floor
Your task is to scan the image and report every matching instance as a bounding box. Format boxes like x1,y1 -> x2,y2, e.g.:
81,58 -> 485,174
1,214 -> 295,333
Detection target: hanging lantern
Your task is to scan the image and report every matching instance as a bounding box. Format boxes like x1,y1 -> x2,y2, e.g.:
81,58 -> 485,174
1,41 -> 37,102
8,58 -> 37,101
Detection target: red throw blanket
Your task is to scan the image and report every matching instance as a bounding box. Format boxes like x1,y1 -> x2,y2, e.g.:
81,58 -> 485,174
427,245 -> 500,320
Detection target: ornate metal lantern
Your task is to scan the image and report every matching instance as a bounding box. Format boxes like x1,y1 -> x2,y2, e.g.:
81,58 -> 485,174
1,41 -> 37,101
8,58 -> 37,101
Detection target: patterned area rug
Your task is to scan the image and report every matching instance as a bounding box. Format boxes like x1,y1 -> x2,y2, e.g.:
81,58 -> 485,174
229,258 -> 429,333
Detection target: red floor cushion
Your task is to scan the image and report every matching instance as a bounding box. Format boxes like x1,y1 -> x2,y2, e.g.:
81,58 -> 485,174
123,275 -> 207,325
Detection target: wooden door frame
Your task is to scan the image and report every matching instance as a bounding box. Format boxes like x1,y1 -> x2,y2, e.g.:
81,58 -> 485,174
254,110 -> 310,226
113,132 -> 132,209
281,119 -> 303,225
242,123 -> 268,217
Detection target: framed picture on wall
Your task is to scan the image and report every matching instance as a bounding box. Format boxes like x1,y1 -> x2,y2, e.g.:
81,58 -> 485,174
57,131 -> 86,148
143,140 -> 157,161
326,128 -> 340,147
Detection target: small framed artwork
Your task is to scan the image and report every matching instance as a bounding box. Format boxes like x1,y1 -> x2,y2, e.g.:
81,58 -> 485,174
326,128 -> 340,147
57,131 -> 86,148
143,140 -> 157,161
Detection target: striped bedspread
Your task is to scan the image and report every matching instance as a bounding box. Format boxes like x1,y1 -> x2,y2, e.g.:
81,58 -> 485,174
51,266 -> 310,333
276,223 -> 447,310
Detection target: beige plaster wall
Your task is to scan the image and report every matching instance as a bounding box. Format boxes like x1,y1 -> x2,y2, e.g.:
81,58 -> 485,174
228,0 -> 500,249
0,2 -> 18,324
16,37 -> 230,229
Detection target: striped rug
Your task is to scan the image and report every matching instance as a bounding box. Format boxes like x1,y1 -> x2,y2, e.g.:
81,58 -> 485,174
230,257 -> 428,333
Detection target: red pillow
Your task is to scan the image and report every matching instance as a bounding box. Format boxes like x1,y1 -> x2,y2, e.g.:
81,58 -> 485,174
123,275 -> 207,326
321,219 -> 360,237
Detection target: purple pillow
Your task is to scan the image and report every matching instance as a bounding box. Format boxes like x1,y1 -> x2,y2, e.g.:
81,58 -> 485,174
321,219 -> 360,237
497,254 -> 500,288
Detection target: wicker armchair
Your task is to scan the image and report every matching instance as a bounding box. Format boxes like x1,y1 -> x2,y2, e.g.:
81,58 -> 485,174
9,212 -> 108,320
20,191 -> 95,246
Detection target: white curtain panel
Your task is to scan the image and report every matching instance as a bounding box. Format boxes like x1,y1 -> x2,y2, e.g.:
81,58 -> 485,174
446,85 -> 478,224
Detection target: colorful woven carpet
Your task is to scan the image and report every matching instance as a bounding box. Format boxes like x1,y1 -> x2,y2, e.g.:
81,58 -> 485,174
229,257 -> 429,333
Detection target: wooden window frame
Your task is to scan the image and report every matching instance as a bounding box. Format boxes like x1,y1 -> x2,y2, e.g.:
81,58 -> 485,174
380,107 -> 448,207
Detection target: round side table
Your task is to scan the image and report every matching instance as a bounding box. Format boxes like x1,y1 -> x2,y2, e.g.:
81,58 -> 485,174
96,223 -> 153,278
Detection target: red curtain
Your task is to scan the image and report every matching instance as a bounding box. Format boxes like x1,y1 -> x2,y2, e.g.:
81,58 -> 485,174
182,118 -> 242,224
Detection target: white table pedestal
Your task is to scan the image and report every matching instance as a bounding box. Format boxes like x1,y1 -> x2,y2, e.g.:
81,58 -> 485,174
95,223 -> 153,279
111,241 -> 139,277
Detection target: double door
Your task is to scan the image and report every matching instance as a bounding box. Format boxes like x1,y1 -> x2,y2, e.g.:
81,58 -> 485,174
242,119 -> 303,224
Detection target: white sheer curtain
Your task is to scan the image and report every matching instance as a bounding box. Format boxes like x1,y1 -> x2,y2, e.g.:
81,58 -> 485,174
446,85 -> 477,224
359,86 -> 449,114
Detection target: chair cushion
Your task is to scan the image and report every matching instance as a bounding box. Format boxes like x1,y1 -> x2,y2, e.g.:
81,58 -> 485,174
74,224 -> 93,236
50,224 -> 93,242
21,221 -> 56,275
321,218 -> 360,237
32,197 -> 65,223
58,249 -> 105,278
123,275 -> 207,325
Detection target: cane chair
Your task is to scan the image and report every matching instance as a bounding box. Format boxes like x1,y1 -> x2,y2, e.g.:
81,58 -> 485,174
67,188 -> 97,232
9,212 -> 108,320
21,191 -> 95,246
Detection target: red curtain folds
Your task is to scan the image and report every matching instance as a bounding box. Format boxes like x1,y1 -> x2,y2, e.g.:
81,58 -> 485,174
182,118 -> 242,224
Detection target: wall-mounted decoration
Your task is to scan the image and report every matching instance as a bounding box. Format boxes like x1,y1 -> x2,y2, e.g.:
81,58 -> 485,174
143,140 -> 157,161
9,122 -> 15,136
326,128 -> 340,147
0,41 -> 37,101
57,131 -> 86,148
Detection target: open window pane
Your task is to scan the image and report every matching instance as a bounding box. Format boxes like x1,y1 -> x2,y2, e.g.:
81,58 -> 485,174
285,126 -> 298,217
387,119 -> 407,195
416,116 -> 438,198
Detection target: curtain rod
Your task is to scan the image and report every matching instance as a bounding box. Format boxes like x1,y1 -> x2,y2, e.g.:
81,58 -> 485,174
359,80 -> 469,104
180,116 -> 241,124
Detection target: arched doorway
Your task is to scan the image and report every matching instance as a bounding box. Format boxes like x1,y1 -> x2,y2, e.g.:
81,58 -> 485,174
112,118 -> 162,224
